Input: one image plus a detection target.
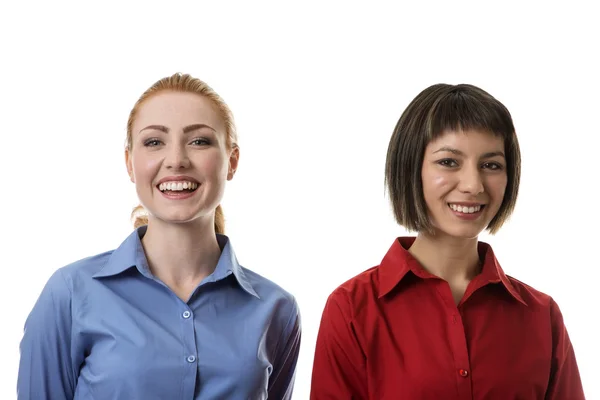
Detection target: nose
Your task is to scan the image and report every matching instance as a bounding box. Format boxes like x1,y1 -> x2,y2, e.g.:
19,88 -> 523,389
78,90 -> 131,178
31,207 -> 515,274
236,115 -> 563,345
457,165 -> 484,195
164,143 -> 190,170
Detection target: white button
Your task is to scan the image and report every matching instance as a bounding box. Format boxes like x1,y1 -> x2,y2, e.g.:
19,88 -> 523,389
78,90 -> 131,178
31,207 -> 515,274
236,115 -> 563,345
182,311 -> 191,319
187,355 -> 196,363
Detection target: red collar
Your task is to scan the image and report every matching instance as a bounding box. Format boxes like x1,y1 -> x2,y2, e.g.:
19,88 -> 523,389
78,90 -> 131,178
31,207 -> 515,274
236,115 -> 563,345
377,237 -> 527,306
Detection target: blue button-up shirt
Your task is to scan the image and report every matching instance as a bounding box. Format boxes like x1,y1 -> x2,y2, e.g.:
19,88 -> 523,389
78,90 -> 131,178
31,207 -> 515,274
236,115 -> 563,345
18,227 -> 301,399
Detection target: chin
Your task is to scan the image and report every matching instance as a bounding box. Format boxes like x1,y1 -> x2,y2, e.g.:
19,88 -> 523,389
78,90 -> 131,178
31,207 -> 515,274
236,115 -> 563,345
431,225 -> 485,240
146,208 -> 206,225
150,215 -> 195,225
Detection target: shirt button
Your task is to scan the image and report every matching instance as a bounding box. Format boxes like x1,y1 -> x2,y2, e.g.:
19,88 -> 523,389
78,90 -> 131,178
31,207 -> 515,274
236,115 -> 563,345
459,369 -> 469,377
182,310 -> 191,319
187,355 -> 196,363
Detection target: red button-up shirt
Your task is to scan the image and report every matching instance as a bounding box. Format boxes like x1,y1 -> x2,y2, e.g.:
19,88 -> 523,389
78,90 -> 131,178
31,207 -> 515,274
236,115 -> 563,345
310,237 -> 585,399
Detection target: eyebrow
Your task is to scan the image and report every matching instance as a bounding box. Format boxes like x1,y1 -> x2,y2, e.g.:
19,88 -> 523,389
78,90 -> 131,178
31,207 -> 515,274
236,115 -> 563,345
139,124 -> 216,134
433,146 -> 505,159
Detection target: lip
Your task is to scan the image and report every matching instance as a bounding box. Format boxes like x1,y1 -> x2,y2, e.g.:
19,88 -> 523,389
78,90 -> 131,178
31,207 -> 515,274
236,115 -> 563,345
159,189 -> 198,200
448,203 -> 485,221
156,175 -> 200,200
156,175 -> 199,185
447,202 -> 485,207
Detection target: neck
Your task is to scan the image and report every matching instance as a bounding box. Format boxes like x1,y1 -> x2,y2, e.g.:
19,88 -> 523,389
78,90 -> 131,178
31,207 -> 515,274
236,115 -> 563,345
408,231 -> 481,282
141,216 -> 221,286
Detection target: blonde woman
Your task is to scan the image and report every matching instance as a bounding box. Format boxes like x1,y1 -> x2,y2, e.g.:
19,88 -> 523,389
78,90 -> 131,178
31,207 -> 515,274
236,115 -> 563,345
18,73 -> 301,399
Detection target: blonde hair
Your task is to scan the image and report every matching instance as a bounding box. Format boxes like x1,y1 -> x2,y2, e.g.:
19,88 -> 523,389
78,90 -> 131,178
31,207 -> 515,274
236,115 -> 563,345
126,73 -> 238,234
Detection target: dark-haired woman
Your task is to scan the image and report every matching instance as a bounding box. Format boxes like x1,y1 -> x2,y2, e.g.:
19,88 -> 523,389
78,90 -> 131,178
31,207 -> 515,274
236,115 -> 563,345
310,84 -> 584,399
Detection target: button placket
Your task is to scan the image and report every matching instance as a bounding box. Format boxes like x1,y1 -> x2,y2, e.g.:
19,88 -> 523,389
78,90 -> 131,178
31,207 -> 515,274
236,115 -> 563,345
178,300 -> 198,400
181,308 -> 196,366
441,297 -> 472,398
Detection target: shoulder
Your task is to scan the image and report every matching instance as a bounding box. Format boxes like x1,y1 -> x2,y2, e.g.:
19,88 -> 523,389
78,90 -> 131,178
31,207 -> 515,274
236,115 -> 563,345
505,274 -> 569,329
337,266 -> 380,295
58,249 -> 117,284
34,250 -> 113,299
325,266 -> 381,318
240,266 -> 298,311
505,275 -> 556,309
506,276 -> 574,355
240,266 -> 301,342
25,250 -> 116,330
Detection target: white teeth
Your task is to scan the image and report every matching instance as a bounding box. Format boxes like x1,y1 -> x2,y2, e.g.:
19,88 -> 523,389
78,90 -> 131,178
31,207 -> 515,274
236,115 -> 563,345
159,181 -> 198,192
449,204 -> 482,214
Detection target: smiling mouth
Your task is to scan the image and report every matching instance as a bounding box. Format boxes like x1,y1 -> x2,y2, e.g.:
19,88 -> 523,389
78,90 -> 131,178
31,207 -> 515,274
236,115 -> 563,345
448,203 -> 485,214
158,181 -> 199,193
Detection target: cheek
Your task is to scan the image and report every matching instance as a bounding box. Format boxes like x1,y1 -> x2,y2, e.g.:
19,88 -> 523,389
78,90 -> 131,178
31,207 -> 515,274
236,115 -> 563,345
199,151 -> 229,177
132,154 -> 161,181
485,174 -> 508,200
423,173 -> 452,199
432,175 -> 449,187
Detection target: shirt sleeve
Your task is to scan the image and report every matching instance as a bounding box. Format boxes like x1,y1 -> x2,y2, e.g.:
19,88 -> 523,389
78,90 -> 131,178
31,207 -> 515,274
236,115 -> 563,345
545,298 -> 586,399
310,289 -> 368,399
268,297 -> 302,400
18,269 -> 77,400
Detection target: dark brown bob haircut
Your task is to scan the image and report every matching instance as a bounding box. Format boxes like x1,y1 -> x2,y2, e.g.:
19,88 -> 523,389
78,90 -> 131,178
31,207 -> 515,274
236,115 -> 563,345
385,84 -> 521,235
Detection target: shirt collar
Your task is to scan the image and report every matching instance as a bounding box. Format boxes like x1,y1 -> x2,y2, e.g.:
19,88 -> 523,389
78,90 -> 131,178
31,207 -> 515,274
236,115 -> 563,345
93,226 -> 259,298
377,237 -> 527,306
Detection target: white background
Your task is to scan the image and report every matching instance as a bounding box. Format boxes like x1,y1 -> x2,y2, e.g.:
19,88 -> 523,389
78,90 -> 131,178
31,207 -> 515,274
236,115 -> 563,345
1,1 -> 598,399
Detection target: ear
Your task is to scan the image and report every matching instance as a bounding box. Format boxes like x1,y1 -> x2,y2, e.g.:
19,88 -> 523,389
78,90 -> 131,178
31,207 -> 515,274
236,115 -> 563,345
125,148 -> 135,183
227,146 -> 240,181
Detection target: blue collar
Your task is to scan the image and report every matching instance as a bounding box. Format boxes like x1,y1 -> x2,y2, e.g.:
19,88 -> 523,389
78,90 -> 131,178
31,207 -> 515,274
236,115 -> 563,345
93,226 -> 259,298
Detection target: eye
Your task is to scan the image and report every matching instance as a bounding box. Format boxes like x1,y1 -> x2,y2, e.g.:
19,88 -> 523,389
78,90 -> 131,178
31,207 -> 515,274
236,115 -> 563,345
482,162 -> 504,170
190,138 -> 210,146
143,139 -> 162,147
438,158 -> 458,167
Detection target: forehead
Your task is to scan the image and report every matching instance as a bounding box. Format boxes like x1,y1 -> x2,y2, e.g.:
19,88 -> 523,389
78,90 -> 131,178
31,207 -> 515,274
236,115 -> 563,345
426,129 -> 504,153
133,91 -> 225,133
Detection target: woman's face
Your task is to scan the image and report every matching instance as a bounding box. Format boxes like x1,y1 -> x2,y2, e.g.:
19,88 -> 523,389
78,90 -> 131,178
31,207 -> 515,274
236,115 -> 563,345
421,129 -> 508,239
126,91 -> 238,226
